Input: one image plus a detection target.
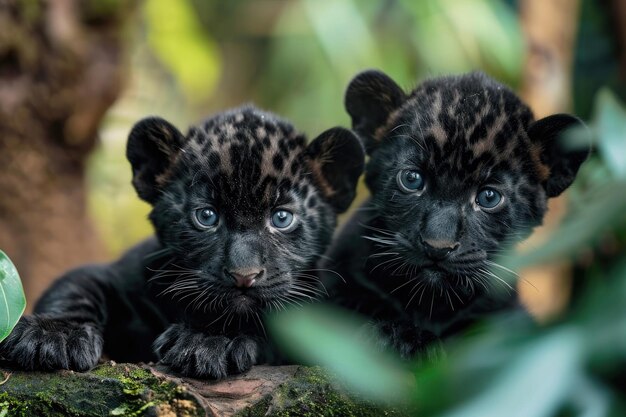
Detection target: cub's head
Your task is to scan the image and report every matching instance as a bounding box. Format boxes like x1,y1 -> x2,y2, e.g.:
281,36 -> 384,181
346,70 -> 588,292
127,106 -> 364,314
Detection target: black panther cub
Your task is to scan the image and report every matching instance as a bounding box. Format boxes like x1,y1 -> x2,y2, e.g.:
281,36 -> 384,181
0,105 -> 364,378
323,70 -> 589,358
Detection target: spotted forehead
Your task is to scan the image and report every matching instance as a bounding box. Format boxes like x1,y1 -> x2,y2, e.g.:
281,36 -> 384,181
382,75 -> 547,182
177,108 -> 311,206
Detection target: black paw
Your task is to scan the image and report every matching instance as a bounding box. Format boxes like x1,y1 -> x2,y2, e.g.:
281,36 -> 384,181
0,315 -> 103,371
227,335 -> 259,374
363,319 -> 443,361
153,324 -> 259,379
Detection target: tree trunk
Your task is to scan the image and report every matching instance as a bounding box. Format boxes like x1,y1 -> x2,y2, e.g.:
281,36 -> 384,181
518,0 -> 581,320
0,0 -> 136,309
0,363 -> 409,416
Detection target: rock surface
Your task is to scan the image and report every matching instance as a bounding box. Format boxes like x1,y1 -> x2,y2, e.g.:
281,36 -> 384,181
0,363 -> 409,416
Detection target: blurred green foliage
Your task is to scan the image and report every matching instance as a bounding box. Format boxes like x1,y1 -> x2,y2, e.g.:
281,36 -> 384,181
573,0 -> 626,120
268,90 -> 626,416
254,0 -> 522,134
269,303 -> 412,403
595,90 -> 626,179
143,0 -> 221,105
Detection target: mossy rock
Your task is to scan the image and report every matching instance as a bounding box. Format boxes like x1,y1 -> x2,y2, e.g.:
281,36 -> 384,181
0,364 -> 409,417
239,367 -> 410,417
0,363 -> 202,417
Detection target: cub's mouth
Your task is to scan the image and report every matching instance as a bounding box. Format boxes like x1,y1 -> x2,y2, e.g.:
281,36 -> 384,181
372,241 -> 485,286
220,274 -> 283,313
225,273 -> 325,314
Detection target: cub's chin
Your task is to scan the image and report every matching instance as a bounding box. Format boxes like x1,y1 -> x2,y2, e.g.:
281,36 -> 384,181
229,293 -> 260,314
419,267 -> 448,284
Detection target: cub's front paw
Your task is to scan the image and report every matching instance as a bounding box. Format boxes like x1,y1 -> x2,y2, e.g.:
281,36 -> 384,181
153,324 -> 259,379
0,315 -> 103,371
363,320 -> 443,361
227,335 -> 259,374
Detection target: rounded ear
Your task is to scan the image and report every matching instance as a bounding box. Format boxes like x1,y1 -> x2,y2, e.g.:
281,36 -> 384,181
344,69 -> 407,154
306,127 -> 365,213
528,114 -> 590,198
126,117 -> 186,204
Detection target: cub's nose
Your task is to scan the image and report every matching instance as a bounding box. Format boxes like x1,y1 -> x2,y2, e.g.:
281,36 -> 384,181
420,238 -> 459,261
226,268 -> 264,288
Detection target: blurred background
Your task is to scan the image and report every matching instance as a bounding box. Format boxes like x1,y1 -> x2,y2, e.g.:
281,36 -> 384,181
1,0 -> 625,415
1,0 -> 623,317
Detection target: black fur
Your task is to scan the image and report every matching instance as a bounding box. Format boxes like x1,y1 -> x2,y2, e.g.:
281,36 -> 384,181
323,70 -> 589,358
0,105 -> 364,378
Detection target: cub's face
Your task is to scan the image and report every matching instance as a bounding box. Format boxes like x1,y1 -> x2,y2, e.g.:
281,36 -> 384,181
127,106 -> 364,314
346,71 -> 588,291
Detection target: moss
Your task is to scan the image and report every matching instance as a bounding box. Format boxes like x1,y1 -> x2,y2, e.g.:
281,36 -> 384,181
92,363 -> 156,396
0,392 -> 41,417
238,367 -> 411,417
0,363 -> 202,417
89,363 -> 203,416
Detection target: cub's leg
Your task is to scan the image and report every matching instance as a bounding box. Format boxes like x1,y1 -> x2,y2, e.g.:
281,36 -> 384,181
0,266 -> 108,371
153,323 -> 259,379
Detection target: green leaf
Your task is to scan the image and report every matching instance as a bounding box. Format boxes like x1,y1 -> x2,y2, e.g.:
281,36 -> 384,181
440,328 -> 583,417
594,89 -> 626,179
0,250 -> 26,342
502,180 -> 626,270
578,259 -> 626,369
268,304 -> 412,403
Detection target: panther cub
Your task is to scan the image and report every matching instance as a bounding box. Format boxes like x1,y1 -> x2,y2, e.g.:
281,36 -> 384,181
323,70 -> 589,358
0,105 -> 364,378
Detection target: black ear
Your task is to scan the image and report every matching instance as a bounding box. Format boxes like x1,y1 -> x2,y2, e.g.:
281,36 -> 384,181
528,114 -> 590,198
126,117 -> 186,204
306,127 -> 365,213
345,69 -> 407,154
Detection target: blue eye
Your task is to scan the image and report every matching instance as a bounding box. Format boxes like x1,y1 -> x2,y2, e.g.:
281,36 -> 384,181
476,188 -> 502,209
397,169 -> 425,192
271,210 -> 294,230
193,207 -> 219,228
